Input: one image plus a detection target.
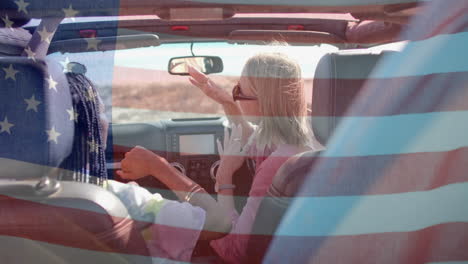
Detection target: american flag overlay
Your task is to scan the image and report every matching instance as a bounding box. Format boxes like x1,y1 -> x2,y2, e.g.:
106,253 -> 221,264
263,0 -> 468,263
0,58 -> 74,168
1,0 -> 467,263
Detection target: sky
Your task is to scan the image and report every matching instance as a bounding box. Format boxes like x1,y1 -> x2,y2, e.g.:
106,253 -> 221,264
47,41 -> 406,122
48,42 -> 340,85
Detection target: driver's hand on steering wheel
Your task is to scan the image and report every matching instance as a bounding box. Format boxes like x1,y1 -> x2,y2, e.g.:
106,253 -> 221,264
117,146 -> 171,181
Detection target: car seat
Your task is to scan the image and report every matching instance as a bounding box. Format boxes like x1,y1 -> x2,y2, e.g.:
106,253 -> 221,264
245,46 -> 393,263
0,5 -> 151,263
262,0 -> 468,263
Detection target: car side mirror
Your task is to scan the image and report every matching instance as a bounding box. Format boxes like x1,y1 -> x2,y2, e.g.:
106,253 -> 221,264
168,56 -> 223,75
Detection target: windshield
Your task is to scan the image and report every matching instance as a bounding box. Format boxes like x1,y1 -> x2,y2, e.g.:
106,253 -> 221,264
48,42 -> 338,123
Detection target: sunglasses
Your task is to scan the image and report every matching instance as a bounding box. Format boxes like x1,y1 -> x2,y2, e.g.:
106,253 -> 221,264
232,84 -> 257,101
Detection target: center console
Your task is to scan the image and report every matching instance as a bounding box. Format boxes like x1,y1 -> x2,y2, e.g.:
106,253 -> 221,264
164,118 -> 226,191
110,117 -> 253,204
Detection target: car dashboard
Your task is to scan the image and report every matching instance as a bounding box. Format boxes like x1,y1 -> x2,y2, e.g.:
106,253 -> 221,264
108,117 -> 229,195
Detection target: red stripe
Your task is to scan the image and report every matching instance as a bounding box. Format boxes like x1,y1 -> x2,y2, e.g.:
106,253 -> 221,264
312,72 -> 468,117
0,195 -> 147,256
274,147 -> 468,197
419,3 -> 468,40
249,222 -> 468,264
111,146 -> 468,197
0,195 -> 219,259
401,0 -> 468,42
346,20 -> 403,44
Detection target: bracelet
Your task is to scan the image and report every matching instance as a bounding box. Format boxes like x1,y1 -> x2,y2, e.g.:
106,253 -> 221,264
215,182 -> 236,193
186,186 -> 203,203
184,184 -> 203,203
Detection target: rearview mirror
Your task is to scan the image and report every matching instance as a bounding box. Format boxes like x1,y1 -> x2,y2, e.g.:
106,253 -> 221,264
168,56 -> 223,75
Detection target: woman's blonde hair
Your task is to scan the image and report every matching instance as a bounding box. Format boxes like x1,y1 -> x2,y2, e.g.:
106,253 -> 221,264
242,52 -> 312,149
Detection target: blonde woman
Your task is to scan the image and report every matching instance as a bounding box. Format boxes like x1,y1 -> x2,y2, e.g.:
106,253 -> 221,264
117,52 -> 322,263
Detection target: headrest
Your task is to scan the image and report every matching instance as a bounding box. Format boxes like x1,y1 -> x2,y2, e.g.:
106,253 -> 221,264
0,27 -> 32,56
311,49 -> 393,145
0,57 -> 74,180
269,150 -> 322,198
0,1 -> 31,28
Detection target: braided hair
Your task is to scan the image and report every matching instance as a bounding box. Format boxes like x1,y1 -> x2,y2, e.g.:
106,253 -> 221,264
60,68 -> 107,186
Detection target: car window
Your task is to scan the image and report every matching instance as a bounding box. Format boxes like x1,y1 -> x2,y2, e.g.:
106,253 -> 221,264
48,42 -> 338,123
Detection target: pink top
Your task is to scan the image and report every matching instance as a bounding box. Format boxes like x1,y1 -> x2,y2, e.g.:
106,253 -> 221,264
210,144 -> 308,264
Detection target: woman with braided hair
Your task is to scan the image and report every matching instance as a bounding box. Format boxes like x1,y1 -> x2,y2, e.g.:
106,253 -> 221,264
19,16 -> 207,261
60,66 -> 108,185
59,62 -> 207,261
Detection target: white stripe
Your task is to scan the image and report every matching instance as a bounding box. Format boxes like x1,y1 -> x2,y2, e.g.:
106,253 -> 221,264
311,32 -> 468,79
106,161 -> 121,169
113,110 -> 468,157
276,182 -> 468,236
372,32 -> 468,78
0,159 -> 132,217
111,106 -> 218,124
320,111 -> 468,157
0,159 -> 242,233
310,32 -> 468,79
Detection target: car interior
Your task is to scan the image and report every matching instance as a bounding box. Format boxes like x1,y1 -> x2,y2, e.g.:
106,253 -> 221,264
1,0 -> 466,263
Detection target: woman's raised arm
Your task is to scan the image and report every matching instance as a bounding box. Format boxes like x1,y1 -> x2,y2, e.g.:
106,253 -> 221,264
187,65 -> 254,144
